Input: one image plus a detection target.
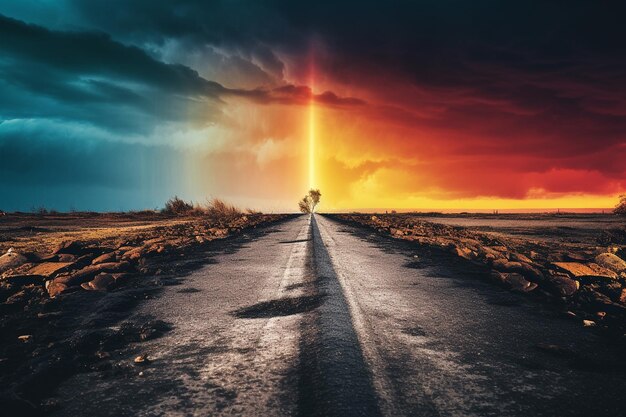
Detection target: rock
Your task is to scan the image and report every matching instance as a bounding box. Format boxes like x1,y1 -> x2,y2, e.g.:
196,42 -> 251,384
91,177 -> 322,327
73,254 -> 97,269
594,253 -> 626,273
546,273 -> 578,297
488,245 -> 509,253
57,254 -> 77,263
502,272 -> 538,292
510,252 -> 533,264
552,262 -> 617,279
53,240 -> 85,255
46,279 -> 70,297
564,252 -> 590,262
81,273 -> 128,291
594,280 -> 623,302
620,288 -> 626,305
451,244 -> 473,260
122,246 -> 144,261
576,286 -> 616,312
517,262 -> 545,282
64,261 -> 131,286
208,228 -> 229,238
134,354 -> 150,364
0,250 -> 28,274
476,245 -> 500,261
492,259 -> 523,273
92,252 -> 116,265
26,262 -> 74,277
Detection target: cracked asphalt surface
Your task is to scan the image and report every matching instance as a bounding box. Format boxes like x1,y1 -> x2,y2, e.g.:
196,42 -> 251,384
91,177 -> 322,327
54,214 -> 625,416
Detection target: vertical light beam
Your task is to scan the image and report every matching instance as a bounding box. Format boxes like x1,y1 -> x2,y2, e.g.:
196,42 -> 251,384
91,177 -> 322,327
308,97 -> 315,189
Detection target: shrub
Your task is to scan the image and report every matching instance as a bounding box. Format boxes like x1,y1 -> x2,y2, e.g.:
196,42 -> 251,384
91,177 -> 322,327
163,196 -> 194,215
615,194 -> 626,216
206,198 -> 242,219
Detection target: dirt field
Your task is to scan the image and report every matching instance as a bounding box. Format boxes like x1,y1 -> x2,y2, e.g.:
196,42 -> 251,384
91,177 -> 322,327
409,213 -> 625,244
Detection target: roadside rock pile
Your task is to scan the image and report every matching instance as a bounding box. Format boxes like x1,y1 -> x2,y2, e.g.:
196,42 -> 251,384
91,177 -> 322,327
0,214 -> 287,306
333,214 -> 626,335
0,212 -> 290,414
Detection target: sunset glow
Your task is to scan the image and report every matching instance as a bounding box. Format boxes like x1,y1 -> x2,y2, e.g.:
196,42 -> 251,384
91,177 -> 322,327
308,99 -> 316,190
0,3 -> 624,212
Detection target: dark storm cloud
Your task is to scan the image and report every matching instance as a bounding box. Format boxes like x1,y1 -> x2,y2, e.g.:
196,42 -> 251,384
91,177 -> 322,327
0,13 -> 360,132
1,0 -> 625,206
54,1 -> 626,120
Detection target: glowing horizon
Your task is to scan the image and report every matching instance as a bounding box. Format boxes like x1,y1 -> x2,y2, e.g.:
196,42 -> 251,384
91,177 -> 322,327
308,99 -> 315,190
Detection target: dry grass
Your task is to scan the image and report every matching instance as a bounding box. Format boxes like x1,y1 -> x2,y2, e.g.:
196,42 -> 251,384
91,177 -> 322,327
163,196 -> 194,215
162,196 -> 246,220
205,198 -> 242,219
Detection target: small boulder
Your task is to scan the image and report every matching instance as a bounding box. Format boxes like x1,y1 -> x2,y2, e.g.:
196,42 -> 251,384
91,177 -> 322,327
594,253 -> 626,273
510,252 -> 533,264
517,263 -> 545,282
122,246 -> 144,261
27,262 -> 74,277
46,279 -> 70,297
451,244 -> 473,260
134,354 -> 150,364
552,262 -> 617,280
92,252 -> 116,265
502,272 -> 538,292
81,273 -> 128,291
53,240 -> 85,255
546,273 -> 578,297
57,254 -> 77,263
67,261 -> 131,285
564,252 -> 589,262
0,250 -> 28,274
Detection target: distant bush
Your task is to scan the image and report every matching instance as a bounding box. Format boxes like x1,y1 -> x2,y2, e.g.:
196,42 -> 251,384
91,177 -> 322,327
615,194 -> 626,216
205,198 -> 242,219
32,206 -> 58,215
163,196 -> 194,215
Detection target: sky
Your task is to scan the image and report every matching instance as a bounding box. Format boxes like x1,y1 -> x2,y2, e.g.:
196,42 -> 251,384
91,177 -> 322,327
1,1 -> 625,212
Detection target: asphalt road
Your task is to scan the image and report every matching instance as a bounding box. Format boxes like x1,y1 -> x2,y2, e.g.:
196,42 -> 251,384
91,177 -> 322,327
55,214 -> 625,416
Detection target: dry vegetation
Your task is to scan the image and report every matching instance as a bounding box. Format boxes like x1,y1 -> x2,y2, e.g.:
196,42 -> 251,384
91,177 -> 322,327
0,198 -> 285,296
